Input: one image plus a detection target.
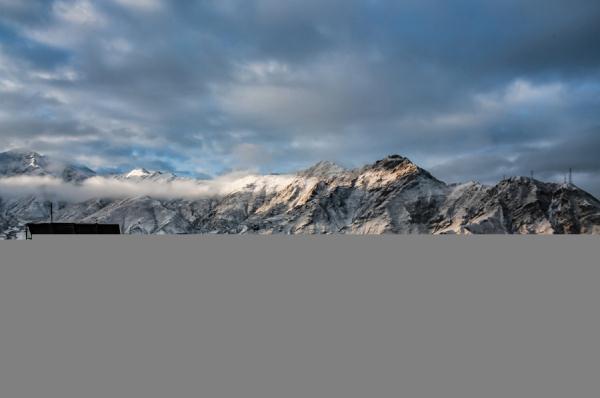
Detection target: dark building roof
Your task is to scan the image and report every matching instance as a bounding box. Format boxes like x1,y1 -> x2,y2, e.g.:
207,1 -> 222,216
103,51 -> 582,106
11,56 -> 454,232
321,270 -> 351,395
26,223 -> 120,236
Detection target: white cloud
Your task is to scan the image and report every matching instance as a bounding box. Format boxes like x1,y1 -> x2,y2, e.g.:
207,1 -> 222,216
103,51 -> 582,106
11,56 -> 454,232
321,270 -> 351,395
476,79 -> 566,111
111,0 -> 163,12
22,1 -> 106,48
215,84 -> 328,127
0,172 -> 295,202
232,143 -> 273,168
53,0 -> 106,26
505,79 -> 565,105
236,60 -> 293,83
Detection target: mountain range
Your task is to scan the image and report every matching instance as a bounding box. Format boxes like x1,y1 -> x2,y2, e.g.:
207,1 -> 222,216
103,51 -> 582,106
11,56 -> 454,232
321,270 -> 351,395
1,150 -> 599,238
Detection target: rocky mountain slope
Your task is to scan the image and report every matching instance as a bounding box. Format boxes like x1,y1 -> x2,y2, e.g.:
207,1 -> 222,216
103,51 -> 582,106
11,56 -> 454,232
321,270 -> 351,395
1,151 -> 599,238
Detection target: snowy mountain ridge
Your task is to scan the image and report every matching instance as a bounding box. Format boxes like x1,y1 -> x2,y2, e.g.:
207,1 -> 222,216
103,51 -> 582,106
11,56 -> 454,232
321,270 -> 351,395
0,150 -> 96,182
118,168 -> 179,182
1,150 -> 599,238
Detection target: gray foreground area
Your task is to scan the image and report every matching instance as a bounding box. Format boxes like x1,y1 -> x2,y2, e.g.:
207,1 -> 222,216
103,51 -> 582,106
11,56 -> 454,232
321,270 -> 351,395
1,236 -> 598,398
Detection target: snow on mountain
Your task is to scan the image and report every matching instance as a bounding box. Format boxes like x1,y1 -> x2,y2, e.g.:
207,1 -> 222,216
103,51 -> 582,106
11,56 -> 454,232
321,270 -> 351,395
117,168 -> 178,182
0,150 -> 96,182
298,161 -> 347,179
0,150 -> 49,177
1,150 -> 599,238
126,168 -> 151,178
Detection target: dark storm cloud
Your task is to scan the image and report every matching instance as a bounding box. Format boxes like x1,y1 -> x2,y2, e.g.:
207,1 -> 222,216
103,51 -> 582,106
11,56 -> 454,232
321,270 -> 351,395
523,127 -> 600,175
431,125 -> 600,197
0,0 -> 599,195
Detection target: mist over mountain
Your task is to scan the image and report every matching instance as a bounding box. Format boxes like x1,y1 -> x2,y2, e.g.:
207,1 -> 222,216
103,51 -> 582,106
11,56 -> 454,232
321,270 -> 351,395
1,150 -> 598,238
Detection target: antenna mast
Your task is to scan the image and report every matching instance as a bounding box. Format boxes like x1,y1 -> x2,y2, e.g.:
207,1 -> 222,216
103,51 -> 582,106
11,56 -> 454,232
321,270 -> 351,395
569,168 -> 573,185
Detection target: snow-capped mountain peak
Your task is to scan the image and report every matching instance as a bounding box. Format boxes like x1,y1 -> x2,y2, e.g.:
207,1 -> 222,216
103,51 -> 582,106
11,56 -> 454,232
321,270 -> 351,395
119,168 -> 178,182
0,150 -> 49,177
0,150 -> 95,182
126,168 -> 152,178
25,152 -> 43,168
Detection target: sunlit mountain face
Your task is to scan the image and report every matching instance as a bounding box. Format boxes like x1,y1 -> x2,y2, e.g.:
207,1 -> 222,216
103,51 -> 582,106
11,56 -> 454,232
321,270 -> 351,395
1,1 -> 599,204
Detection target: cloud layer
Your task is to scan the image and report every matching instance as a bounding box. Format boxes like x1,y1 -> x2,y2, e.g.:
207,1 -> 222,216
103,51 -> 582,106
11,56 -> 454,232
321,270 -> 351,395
1,0 -> 599,195
0,172 -> 294,201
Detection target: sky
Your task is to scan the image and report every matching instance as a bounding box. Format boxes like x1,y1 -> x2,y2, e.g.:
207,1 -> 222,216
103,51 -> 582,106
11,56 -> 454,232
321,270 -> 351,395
0,0 -> 599,195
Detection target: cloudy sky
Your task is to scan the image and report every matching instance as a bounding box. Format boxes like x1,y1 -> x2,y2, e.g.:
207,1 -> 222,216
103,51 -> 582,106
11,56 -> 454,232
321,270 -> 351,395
1,0 -> 599,194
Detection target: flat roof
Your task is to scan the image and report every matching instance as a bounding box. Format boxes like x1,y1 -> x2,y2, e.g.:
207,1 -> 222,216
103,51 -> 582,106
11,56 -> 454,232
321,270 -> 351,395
26,223 -> 121,235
